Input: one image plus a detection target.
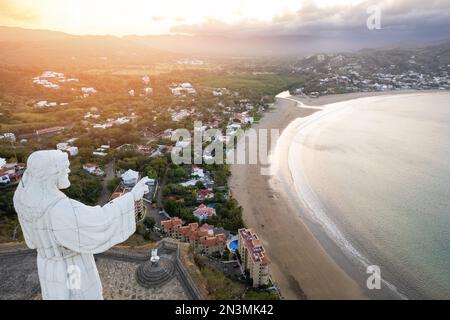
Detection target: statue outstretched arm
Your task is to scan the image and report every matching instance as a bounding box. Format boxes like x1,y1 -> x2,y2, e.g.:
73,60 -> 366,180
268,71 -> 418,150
49,192 -> 136,254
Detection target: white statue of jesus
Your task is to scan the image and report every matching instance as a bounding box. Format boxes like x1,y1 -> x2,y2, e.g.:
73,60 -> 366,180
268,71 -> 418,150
13,150 -> 149,300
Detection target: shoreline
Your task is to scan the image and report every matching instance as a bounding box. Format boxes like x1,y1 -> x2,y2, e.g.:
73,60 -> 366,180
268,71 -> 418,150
229,90 -> 426,299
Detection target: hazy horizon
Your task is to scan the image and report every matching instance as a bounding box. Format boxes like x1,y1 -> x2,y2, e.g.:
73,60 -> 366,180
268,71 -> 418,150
0,0 -> 449,39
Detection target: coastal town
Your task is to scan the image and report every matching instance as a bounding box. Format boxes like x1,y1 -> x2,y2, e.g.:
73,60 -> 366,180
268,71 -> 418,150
0,61 -> 279,300
1,38 -> 449,300
288,46 -> 450,97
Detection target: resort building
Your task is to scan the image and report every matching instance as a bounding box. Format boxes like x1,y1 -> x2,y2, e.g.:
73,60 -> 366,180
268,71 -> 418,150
161,217 -> 227,255
161,217 -> 183,238
110,185 -> 145,222
109,169 -> 145,221
238,228 -> 271,288
193,204 -> 216,223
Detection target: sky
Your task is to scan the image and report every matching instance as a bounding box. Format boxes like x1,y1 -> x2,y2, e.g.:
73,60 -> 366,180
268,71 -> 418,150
0,0 -> 449,38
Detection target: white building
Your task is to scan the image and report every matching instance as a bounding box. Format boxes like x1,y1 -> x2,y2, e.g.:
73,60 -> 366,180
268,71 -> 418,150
0,174 -> 10,185
191,166 -> 205,179
142,75 -> 151,85
161,129 -> 174,140
56,142 -> 79,157
40,71 -> 65,79
81,87 -> 97,97
83,163 -> 104,176
121,169 -> 139,187
84,112 -> 100,119
212,88 -> 226,96
0,133 -> 16,142
36,101 -> 49,108
170,83 -> 197,96
177,59 -> 204,65
171,110 -> 191,122
235,112 -> 254,124
227,123 -> 242,131
33,78 -> 61,89
93,123 -> 113,129
238,228 -> 271,288
92,151 -> 108,157
114,117 -> 130,125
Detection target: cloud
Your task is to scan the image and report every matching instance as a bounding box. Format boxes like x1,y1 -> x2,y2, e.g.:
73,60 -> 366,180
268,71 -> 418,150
151,16 -> 166,22
0,1 -> 40,22
170,0 -> 450,39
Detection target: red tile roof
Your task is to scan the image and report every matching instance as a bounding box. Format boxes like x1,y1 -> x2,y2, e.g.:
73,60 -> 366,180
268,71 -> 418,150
197,189 -> 213,198
239,228 -> 271,266
109,185 -> 131,201
161,217 -> 183,229
193,204 -> 216,218
200,234 -> 226,248
165,217 -> 226,248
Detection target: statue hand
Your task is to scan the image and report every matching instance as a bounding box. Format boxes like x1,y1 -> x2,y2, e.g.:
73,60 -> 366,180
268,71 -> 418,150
131,177 -> 150,201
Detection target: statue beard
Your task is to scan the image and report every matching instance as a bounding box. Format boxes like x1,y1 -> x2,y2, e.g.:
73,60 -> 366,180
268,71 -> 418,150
57,175 -> 71,190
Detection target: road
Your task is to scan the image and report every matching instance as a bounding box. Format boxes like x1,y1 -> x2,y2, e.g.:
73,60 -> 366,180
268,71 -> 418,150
99,160 -> 115,206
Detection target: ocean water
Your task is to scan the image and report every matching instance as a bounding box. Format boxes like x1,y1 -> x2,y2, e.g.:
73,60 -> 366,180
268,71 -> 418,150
289,92 -> 450,299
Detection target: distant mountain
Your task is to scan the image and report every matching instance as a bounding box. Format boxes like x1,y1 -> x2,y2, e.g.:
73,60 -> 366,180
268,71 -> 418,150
294,39 -> 450,76
356,39 -> 450,71
0,26 -> 449,67
0,26 -> 74,42
124,32 -> 450,57
0,27 -> 176,68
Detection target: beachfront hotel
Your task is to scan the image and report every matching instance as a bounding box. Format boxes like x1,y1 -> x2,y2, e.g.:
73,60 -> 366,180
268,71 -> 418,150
238,228 -> 271,288
161,217 -> 227,255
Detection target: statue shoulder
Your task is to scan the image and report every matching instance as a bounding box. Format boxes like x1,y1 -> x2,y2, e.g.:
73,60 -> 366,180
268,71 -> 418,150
47,194 -> 73,216
49,195 -> 100,219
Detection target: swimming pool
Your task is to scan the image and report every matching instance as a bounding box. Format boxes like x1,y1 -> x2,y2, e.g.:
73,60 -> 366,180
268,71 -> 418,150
228,239 -> 238,252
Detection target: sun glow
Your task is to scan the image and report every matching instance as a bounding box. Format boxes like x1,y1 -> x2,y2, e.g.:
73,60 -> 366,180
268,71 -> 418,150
3,0 -> 366,35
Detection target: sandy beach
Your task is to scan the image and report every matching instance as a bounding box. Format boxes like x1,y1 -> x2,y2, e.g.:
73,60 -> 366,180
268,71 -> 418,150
229,90 -> 424,300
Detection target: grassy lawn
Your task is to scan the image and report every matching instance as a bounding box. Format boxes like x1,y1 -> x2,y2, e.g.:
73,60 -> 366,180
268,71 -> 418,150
198,73 -> 305,96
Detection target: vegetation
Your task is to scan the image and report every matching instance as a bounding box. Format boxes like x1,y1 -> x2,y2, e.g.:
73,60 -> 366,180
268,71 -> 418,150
143,217 -> 156,230
0,185 -> 21,242
243,290 -> 279,300
194,254 -> 244,300
63,169 -> 103,206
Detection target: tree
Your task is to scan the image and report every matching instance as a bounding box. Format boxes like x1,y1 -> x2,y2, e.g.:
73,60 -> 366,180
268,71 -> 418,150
146,168 -> 158,179
64,170 -> 102,206
243,290 -> 279,300
143,217 -> 156,230
107,177 -> 121,192
163,199 -> 197,223
195,181 -> 205,189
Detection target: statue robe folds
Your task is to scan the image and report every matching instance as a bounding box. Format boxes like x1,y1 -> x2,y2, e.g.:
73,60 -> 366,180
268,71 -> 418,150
18,193 -> 136,300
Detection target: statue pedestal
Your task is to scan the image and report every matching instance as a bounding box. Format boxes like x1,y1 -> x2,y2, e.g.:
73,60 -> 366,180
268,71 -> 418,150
135,256 -> 175,288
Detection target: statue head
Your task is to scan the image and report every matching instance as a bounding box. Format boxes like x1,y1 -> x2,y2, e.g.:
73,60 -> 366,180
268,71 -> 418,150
24,150 -> 71,189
